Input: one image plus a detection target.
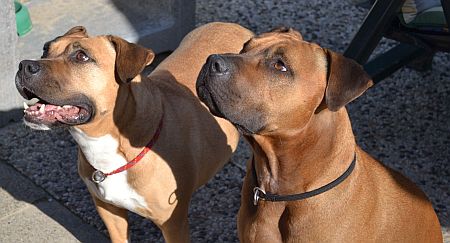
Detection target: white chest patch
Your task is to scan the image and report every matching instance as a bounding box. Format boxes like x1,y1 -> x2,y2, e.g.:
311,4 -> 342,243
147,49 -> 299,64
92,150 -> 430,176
70,128 -> 148,213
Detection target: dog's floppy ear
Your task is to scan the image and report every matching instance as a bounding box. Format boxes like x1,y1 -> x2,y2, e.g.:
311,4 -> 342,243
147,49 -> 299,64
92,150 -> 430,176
323,49 -> 373,111
108,35 -> 155,83
63,26 -> 88,38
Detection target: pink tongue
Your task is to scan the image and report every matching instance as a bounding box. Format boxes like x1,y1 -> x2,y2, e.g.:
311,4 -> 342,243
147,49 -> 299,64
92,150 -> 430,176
43,104 -> 59,111
55,106 -> 81,122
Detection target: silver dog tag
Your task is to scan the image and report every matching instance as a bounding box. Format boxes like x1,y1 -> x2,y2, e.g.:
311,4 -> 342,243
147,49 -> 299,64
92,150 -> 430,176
92,170 -> 106,184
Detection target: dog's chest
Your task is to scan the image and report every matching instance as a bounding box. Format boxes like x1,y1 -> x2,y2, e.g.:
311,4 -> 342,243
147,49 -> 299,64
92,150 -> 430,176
70,128 -> 148,212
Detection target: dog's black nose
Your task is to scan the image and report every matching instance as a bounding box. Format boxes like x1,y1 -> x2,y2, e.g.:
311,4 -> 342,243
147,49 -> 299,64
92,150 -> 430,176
19,60 -> 41,76
208,54 -> 229,75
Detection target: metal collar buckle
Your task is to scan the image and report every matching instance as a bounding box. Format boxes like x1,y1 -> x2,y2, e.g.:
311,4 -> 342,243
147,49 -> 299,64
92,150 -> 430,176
253,187 -> 266,205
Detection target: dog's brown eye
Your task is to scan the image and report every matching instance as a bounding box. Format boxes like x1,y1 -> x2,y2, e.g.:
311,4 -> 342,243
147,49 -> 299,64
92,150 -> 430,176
273,60 -> 287,72
75,50 -> 90,62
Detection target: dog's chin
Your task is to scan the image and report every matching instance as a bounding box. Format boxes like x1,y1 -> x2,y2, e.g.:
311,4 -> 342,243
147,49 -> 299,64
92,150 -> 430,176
200,90 -> 226,118
198,87 -> 257,135
197,82 -> 258,135
234,122 -> 256,135
196,76 -> 226,119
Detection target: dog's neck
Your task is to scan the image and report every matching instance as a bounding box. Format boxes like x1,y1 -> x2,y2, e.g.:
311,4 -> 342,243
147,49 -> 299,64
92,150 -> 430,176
246,108 -> 356,196
72,75 -> 164,161
115,76 -> 164,144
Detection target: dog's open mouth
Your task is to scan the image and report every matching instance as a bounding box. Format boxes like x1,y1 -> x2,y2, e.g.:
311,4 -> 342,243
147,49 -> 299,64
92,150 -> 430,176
24,100 -> 90,126
19,86 -> 93,129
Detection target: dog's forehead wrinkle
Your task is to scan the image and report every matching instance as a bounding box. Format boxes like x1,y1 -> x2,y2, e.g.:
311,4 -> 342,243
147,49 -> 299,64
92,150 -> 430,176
72,41 -> 82,49
247,42 -> 289,61
273,46 -> 288,56
72,40 -> 98,52
45,39 -> 74,58
72,42 -> 96,58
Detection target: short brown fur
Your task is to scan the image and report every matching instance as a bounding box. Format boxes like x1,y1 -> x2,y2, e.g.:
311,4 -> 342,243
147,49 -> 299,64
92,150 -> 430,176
18,23 -> 253,242
197,28 -> 442,242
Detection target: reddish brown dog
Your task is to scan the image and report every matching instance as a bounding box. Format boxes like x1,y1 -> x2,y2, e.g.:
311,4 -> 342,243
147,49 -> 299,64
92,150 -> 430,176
15,22 -> 253,242
196,28 -> 443,242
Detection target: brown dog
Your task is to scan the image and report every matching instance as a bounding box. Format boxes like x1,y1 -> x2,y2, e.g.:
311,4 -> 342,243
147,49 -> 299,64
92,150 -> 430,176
15,22 -> 253,242
196,28 -> 443,242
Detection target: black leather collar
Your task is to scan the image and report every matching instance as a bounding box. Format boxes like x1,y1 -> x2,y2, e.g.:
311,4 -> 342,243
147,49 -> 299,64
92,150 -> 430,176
252,154 -> 356,205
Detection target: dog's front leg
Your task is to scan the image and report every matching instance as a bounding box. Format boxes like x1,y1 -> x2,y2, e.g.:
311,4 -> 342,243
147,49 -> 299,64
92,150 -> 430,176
92,196 -> 129,243
158,202 -> 190,243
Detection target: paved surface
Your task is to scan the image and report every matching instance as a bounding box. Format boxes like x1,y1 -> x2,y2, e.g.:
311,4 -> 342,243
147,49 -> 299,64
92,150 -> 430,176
1,0 -> 449,242
0,161 -> 108,243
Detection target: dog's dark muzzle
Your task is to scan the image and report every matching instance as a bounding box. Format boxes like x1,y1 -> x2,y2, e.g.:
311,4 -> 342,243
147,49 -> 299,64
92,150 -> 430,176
196,54 -> 262,134
196,54 -> 233,118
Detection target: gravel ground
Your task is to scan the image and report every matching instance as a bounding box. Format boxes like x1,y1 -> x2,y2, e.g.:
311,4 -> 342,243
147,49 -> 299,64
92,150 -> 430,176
1,0 -> 449,242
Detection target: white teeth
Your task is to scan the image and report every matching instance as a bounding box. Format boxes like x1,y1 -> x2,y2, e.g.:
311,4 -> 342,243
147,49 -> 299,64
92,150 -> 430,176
63,105 -> 71,109
30,98 -> 39,105
39,104 -> 46,113
57,106 -> 62,110
23,102 -> 29,110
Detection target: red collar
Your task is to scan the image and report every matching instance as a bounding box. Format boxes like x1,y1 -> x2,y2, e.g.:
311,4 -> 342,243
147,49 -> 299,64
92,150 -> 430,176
91,115 -> 164,184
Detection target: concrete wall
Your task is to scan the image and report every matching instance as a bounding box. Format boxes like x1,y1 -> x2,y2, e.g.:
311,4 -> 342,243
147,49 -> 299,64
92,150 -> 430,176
0,0 -> 22,126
